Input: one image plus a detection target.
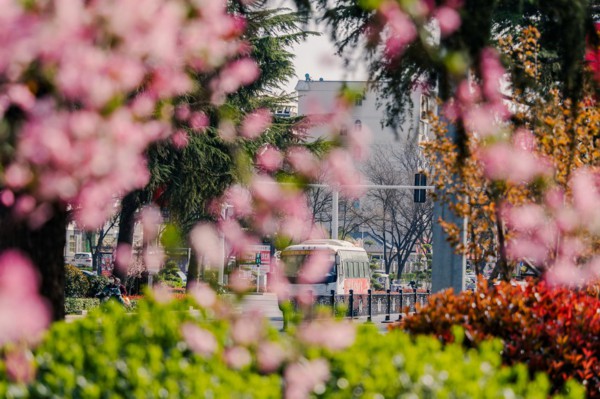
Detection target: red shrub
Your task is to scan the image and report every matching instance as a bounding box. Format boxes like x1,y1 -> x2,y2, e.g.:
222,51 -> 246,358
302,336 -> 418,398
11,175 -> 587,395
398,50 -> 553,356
395,279 -> 600,397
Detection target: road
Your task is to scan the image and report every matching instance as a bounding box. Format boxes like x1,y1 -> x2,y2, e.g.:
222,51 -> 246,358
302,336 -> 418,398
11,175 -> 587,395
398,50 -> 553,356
235,293 -> 401,333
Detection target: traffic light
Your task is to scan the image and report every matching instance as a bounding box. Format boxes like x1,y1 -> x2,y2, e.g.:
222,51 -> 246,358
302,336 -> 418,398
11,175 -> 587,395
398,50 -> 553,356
414,173 -> 427,203
255,253 -> 261,266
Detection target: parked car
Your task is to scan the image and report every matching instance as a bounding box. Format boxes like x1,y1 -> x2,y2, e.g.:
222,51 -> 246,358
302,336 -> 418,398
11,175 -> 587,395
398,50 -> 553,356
72,252 -> 93,268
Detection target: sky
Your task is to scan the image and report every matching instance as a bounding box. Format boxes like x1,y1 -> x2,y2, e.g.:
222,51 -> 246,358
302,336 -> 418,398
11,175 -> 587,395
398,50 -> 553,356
267,0 -> 369,93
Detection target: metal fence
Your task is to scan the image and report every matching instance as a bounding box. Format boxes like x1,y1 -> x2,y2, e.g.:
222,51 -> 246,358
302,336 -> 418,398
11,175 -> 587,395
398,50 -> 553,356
292,289 -> 431,322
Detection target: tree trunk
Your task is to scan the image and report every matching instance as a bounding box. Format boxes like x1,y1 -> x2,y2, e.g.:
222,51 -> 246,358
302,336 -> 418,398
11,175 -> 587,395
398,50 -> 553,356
115,190 -> 140,281
186,252 -> 200,291
0,202 -> 68,321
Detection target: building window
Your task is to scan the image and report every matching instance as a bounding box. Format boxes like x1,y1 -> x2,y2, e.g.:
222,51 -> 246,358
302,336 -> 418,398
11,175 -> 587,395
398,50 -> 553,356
354,120 -> 362,131
355,94 -> 366,107
68,234 -> 76,254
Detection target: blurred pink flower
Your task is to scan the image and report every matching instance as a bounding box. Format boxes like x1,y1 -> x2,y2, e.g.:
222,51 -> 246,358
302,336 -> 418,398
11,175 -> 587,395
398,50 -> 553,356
434,6 -> 461,37
229,269 -> 251,293
223,185 -> 253,218
323,149 -> 366,197
546,261 -> 588,287
175,104 -> 191,121
152,283 -> 173,303
189,111 -> 209,132
379,1 -> 417,60
257,341 -> 286,373
140,205 -> 163,242
144,244 -> 165,274
0,189 -> 15,207
284,359 -> 330,399
4,349 -> 35,384
189,282 -> 217,309
241,108 -> 272,139
211,58 -> 260,104
297,320 -> 356,351
0,250 -> 51,347
223,346 -> 252,369
171,129 -> 189,148
256,145 -> 283,172
231,312 -> 264,345
480,48 -> 506,102
190,223 -> 224,267
570,168 -> 600,230
298,250 -> 333,284
286,147 -> 319,178
181,323 -> 218,358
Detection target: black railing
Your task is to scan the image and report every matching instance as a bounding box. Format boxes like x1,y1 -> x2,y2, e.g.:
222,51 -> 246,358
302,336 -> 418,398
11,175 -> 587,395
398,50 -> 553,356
290,290 -> 431,321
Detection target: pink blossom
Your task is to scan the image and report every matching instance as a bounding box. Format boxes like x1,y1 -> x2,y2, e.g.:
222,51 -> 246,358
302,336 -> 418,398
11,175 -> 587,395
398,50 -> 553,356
379,1 -> 417,59
0,189 -> 15,207
171,129 -> 189,148
229,269 -> 251,293
139,205 -> 163,243
152,283 -> 173,303
241,108 -> 272,139
478,142 -> 550,183
114,243 -> 132,275
223,346 -> 252,369
480,48 -> 506,102
268,267 -> 291,301
231,313 -> 264,345
222,185 -> 253,218
144,244 -> 165,274
190,223 -> 224,267
323,149 -> 366,197
506,238 -> 550,265
298,250 -> 334,284
512,128 -> 537,152
284,359 -> 330,399
220,219 -> 257,256
256,145 -> 283,172
546,261 -> 588,287
4,349 -> 35,384
297,320 -> 356,351
434,6 -> 461,37
257,341 -> 286,373
0,251 -> 51,347
181,323 -> 218,358
189,111 -> 209,131
175,104 -> 191,121
570,168 -> 600,229
286,147 -> 319,178
188,282 -> 217,309
211,58 -> 260,104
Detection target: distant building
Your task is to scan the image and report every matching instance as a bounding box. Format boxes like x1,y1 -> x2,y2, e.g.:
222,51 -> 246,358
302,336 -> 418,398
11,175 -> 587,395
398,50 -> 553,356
294,79 -> 433,149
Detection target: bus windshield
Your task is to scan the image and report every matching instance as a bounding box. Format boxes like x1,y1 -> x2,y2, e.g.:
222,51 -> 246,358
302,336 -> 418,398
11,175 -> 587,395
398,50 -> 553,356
280,250 -> 335,280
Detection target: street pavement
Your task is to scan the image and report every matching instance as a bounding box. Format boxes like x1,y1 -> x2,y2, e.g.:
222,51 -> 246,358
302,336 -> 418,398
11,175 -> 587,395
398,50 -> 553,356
234,293 -> 404,333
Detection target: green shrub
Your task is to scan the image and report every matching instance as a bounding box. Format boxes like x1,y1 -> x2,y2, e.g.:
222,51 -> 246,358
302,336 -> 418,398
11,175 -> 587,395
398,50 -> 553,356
64,298 -> 100,314
0,294 -> 584,398
64,265 -> 90,298
399,280 -> 600,398
85,274 -> 109,297
156,261 -> 184,288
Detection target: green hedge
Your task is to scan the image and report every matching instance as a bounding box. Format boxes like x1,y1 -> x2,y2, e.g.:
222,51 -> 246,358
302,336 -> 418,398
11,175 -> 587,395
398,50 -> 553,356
65,297 -> 138,314
1,295 -> 584,398
64,265 -> 90,298
64,298 -> 100,314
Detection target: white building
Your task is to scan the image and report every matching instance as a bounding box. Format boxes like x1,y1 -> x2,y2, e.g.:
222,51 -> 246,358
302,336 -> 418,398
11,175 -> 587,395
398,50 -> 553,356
294,79 -> 432,149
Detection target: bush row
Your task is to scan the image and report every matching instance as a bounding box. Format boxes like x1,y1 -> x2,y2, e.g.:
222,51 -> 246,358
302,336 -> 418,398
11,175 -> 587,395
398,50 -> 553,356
0,294 -> 584,398
398,279 -> 600,398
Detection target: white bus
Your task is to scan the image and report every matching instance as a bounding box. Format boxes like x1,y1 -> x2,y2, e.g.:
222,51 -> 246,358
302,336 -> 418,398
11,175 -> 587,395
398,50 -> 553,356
279,239 -> 371,296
